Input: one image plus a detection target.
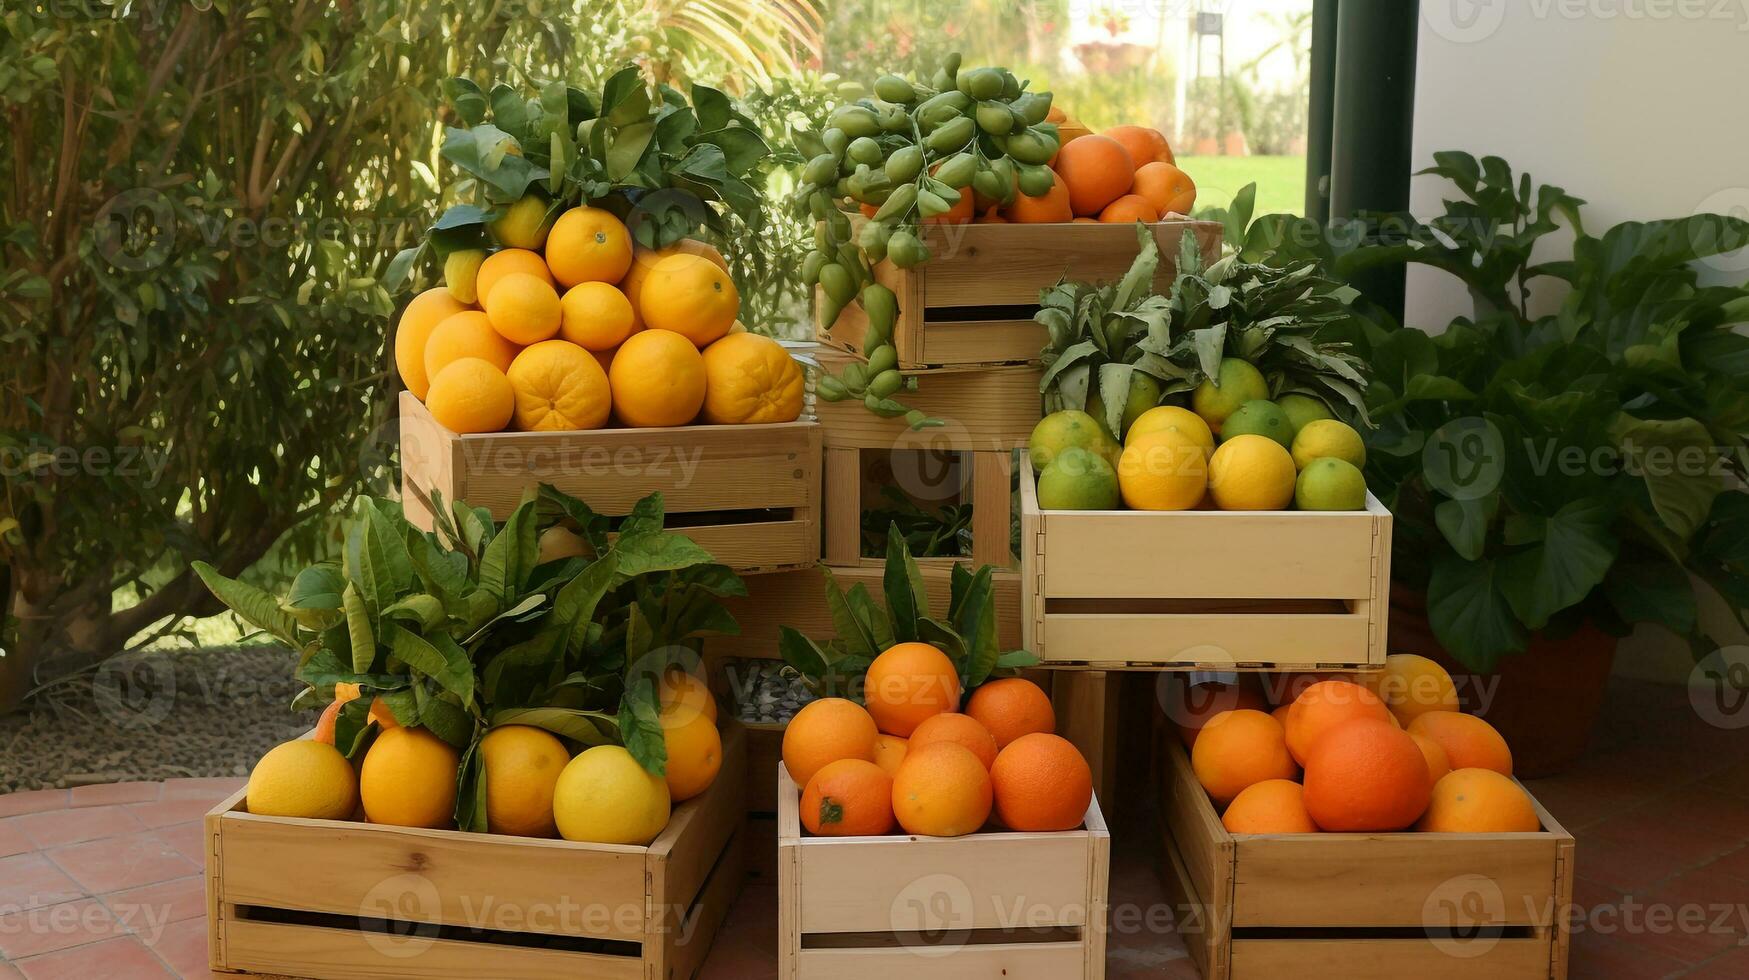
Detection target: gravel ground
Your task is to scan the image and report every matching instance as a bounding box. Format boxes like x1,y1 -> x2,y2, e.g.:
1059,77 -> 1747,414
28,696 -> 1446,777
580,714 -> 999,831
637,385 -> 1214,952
724,658 -> 814,725
0,644 -> 315,794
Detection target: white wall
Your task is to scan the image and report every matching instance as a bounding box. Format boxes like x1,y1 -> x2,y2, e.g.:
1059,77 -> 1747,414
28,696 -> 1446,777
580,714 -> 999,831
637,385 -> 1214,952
1408,1 -> 1749,681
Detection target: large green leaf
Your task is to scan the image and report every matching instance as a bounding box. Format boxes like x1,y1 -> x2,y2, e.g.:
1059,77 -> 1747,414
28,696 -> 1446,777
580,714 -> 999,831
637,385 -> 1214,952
1603,553 -> 1697,635
192,562 -> 300,646
1498,499 -> 1618,630
342,583 -> 376,674
1434,494 -> 1497,561
454,738 -> 488,833
478,501 -> 538,603
489,707 -> 618,745
821,567 -> 879,661
882,525 -> 926,643
383,622 -> 474,707
1611,414 -> 1723,541
346,498 -> 414,617
618,675 -> 667,776
1427,555 -> 1525,672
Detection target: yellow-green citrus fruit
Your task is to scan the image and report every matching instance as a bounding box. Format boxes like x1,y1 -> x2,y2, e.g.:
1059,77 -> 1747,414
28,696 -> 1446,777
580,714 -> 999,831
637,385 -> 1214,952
425,357 -> 515,434
247,739 -> 358,820
1191,358 -> 1269,435
1029,410 -> 1120,471
1368,654 -> 1460,727
443,249 -> 486,305
537,525 -> 591,563
480,725 -> 571,838
1126,405 -> 1214,454
1086,372 -> 1164,441
394,288 -> 470,400
490,195 -> 555,250
1117,428 -> 1208,511
1220,399 -> 1294,449
360,726 -> 461,829
553,745 -> 671,844
1036,447 -> 1120,510
1278,393 -> 1334,436
1295,457 -> 1368,511
1291,419 -> 1367,471
1208,434 -> 1297,511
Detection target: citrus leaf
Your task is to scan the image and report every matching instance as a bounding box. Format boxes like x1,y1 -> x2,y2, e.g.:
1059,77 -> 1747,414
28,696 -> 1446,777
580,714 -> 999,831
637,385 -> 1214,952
192,562 -> 300,646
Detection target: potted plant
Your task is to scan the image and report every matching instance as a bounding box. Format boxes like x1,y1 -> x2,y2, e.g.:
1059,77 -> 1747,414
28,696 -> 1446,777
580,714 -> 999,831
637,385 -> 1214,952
1340,153 -> 1749,774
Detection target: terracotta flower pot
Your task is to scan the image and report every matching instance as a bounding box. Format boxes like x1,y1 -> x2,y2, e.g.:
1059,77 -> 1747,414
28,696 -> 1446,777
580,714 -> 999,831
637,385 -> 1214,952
1388,586 -> 1616,777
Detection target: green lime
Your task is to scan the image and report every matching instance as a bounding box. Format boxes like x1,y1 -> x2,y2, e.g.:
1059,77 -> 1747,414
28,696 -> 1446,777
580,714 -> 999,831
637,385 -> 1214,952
1218,400 -> 1294,449
1029,411 -> 1120,471
1291,419 -> 1367,471
1036,448 -> 1120,510
1190,359 -> 1269,435
1278,393 -> 1335,437
1295,457 -> 1368,511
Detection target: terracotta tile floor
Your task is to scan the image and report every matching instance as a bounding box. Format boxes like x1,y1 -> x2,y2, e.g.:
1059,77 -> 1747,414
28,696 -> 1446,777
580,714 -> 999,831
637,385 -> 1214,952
0,677 -> 1744,978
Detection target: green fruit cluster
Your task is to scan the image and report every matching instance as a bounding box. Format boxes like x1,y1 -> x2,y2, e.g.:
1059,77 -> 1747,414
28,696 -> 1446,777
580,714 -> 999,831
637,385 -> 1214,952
797,53 -> 1059,429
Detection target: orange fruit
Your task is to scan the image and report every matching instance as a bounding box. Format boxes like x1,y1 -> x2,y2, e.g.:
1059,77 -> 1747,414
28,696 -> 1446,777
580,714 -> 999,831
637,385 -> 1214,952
1098,194 -> 1158,223
964,677 -> 1055,749
425,357 -> 515,434
657,667 -> 718,726
1407,712 -> 1513,776
1368,654 -> 1460,727
484,271 -> 562,345
476,248 -> 554,308
620,240 -> 730,330
660,710 -> 722,802
1072,217 -> 1098,224
1104,125 -> 1175,166
908,713 -> 998,771
1191,709 -> 1299,806
990,733 -> 1092,832
1002,169 -> 1073,223
801,759 -> 895,836
872,733 -> 909,775
782,697 -> 878,789
423,310 -> 518,383
312,699 -> 343,745
1302,720 -> 1432,832
863,642 -> 961,737
545,207 -> 633,288
1132,162 -> 1197,218
1410,731 -> 1453,789
1270,703 -> 1292,728
479,725 -> 569,837
505,340 -> 611,432
1265,671 -> 1360,707
1417,768 -> 1540,833
891,741 -> 992,837
359,725 -> 460,829
700,332 -> 805,424
979,209 -> 1008,223
558,281 -> 637,352
1053,135 -> 1135,217
638,253 -> 739,347
1222,779 -> 1317,834
1285,680 -> 1392,765
608,329 -> 707,427
394,287 -> 471,399
1167,679 -> 1266,748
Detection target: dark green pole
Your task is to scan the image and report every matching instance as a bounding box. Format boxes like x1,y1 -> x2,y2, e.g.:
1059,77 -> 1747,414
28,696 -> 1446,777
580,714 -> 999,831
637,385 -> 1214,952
1328,0 -> 1419,320
1305,0 -> 1339,223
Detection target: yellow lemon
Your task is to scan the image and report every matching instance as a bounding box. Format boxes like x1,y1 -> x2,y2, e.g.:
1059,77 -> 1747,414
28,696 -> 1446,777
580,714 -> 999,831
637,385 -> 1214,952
639,253 -> 739,347
558,281 -> 638,351
360,726 -> 460,829
476,248 -> 554,307
609,329 -> 707,427
394,288 -> 470,400
480,725 -> 571,838
546,207 -> 633,288
621,240 -> 731,329
423,309 -> 518,382
490,194 -> 556,250
660,711 -> 723,802
1126,405 -> 1214,454
699,332 -> 804,424
1368,654 -> 1460,728
658,666 -> 719,726
426,357 -> 515,434
484,271 -> 562,345
1028,410 -> 1120,470
246,739 -> 358,820
1291,419 -> 1367,471
443,248 -> 486,305
1117,428 -> 1208,511
1208,434 -> 1297,511
553,745 -> 671,844
505,340 -> 611,431
1191,358 -> 1269,435
537,525 -> 591,564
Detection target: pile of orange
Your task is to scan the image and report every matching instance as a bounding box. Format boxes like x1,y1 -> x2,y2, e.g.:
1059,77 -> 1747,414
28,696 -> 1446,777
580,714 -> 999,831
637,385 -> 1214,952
394,197 -> 803,434
1184,655 -> 1540,835
782,650 -> 1091,838
971,113 -> 1195,225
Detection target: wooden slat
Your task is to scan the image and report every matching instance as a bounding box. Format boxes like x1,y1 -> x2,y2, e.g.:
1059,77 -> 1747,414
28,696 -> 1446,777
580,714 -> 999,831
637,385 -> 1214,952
812,354 -> 1042,451
796,942 -> 1089,979
655,827 -> 746,980
971,450 -> 1015,568
1051,672 -> 1121,804
1228,937 -> 1553,978
823,447 -> 862,565
919,221 -> 1223,308
399,391 -> 457,532
919,318 -> 1051,368
649,722 -> 748,927
1157,737 -> 1231,962
1040,609 -> 1374,668
216,919 -> 642,980
681,521 -> 817,573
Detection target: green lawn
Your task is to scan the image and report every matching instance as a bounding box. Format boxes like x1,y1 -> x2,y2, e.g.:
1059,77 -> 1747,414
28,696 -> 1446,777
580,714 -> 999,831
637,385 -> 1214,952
1178,156 -> 1307,218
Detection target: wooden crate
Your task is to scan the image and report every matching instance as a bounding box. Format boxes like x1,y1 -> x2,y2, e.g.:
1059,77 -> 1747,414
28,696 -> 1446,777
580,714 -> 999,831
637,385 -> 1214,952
778,764 -> 1109,979
824,446 -> 1014,568
206,723 -> 748,980
399,391 -> 822,573
816,220 -> 1224,369
812,349 -> 1042,452
1157,737 -> 1574,980
1018,452 -> 1392,669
